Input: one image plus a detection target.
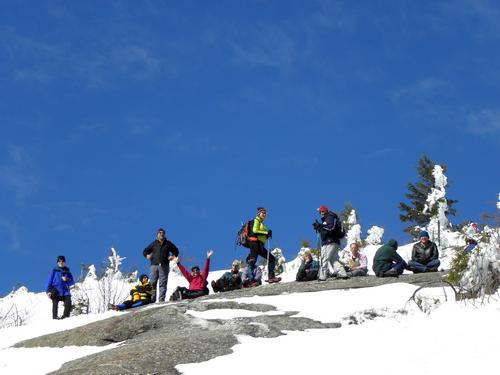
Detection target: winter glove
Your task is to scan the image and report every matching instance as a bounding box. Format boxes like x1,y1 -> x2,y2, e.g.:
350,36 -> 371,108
313,221 -> 321,231
267,229 -> 273,239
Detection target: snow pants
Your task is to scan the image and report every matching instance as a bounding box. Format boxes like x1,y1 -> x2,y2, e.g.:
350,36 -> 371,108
319,242 -> 345,280
52,295 -> 71,319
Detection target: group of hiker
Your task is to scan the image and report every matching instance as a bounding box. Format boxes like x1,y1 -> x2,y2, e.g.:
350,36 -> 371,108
45,205 -> 442,319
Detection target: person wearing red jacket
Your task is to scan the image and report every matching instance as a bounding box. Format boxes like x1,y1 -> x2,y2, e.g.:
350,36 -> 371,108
169,250 -> 213,302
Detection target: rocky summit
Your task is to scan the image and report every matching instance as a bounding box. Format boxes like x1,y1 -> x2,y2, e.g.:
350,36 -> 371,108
14,272 -> 449,375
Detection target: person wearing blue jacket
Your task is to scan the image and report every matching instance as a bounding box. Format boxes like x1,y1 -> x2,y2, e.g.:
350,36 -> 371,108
45,255 -> 75,319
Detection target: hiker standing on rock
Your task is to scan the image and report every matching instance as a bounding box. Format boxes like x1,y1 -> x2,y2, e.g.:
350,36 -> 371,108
45,255 -> 75,320
246,207 -> 281,283
313,205 -> 347,280
143,227 -> 179,302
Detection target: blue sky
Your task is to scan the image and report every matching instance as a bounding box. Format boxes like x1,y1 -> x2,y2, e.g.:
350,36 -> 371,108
1,1 -> 499,295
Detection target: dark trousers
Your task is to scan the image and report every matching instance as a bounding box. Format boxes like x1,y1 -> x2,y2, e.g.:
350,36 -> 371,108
52,295 -> 72,319
117,299 -> 151,311
247,241 -> 275,275
296,269 -> 318,282
169,287 -> 208,302
214,277 -> 241,292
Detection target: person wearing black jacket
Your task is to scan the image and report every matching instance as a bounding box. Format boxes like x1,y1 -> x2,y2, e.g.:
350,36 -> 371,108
408,231 -> 440,273
143,227 -> 179,302
312,205 -> 347,280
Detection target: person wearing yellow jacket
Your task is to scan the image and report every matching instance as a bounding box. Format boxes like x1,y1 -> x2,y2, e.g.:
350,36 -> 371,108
246,207 -> 281,283
111,274 -> 154,311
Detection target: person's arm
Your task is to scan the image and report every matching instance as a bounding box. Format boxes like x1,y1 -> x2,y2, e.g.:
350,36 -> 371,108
362,254 -> 369,269
168,241 -> 179,259
143,241 -> 155,258
202,250 -> 213,280
431,243 -> 439,260
66,272 -> 75,287
174,257 -> 191,281
323,213 -> 335,231
45,269 -> 55,293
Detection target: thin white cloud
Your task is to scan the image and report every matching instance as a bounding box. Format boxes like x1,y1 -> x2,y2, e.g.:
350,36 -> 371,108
0,218 -> 21,251
389,78 -> 448,102
0,145 -> 38,202
467,108 -> 500,135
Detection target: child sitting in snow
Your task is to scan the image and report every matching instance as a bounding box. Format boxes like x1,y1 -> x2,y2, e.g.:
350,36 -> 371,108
111,274 -> 153,311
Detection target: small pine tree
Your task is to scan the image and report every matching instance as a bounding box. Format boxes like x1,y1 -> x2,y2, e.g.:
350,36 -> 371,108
399,155 -> 457,237
340,202 -> 354,232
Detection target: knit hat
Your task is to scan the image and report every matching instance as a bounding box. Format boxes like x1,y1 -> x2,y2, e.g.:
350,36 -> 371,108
57,255 -> 66,262
317,205 -> 328,213
257,207 -> 266,213
139,274 -> 149,281
157,228 -> 165,233
419,231 -> 430,238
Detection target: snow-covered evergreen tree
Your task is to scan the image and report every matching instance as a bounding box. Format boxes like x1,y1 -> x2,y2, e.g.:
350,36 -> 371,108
365,226 -> 384,245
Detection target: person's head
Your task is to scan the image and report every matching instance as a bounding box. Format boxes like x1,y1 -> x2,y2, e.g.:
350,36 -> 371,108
303,251 -> 313,262
139,274 -> 149,283
419,231 -> 430,243
156,228 -> 165,241
350,243 -> 359,256
317,205 -> 328,218
191,266 -> 200,276
57,255 -> 66,265
257,207 -> 267,219
231,260 -> 240,272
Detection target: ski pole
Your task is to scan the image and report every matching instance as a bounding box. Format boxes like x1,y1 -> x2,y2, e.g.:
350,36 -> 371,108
267,238 -> 271,279
317,231 -> 323,281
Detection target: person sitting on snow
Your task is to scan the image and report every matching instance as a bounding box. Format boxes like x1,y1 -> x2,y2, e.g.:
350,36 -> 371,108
296,250 -> 319,282
344,242 -> 368,277
211,260 -> 242,293
241,258 -> 262,287
408,231 -> 440,273
373,239 -> 407,277
169,250 -> 213,301
111,274 -> 153,311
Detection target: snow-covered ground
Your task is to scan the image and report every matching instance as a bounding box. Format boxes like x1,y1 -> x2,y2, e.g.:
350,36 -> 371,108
1,279 -> 499,375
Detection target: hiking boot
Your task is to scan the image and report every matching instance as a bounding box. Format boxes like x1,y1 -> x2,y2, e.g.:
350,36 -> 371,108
265,276 -> 282,283
383,269 -> 399,277
211,280 -> 219,293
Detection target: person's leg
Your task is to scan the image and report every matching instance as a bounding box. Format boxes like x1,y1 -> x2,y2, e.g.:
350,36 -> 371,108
214,278 -> 227,292
408,260 -> 427,273
351,268 -> 368,277
158,264 -> 170,302
259,245 -> 276,277
425,259 -> 441,271
150,264 -> 159,302
246,242 -> 260,264
329,243 -> 347,278
393,261 -> 406,275
52,297 -> 60,319
319,243 -> 334,280
62,295 -> 72,318
183,290 -> 206,299
296,269 -> 307,281
305,270 -> 319,281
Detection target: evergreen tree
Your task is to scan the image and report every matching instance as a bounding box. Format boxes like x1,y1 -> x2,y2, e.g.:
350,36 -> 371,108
399,155 -> 457,236
340,201 -> 354,232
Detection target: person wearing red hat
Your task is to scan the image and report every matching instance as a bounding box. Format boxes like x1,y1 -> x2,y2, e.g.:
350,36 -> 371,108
313,205 -> 347,280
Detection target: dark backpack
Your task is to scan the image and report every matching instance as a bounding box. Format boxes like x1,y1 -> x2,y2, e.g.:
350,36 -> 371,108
331,212 -> 346,239
236,219 -> 254,248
